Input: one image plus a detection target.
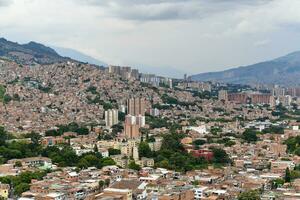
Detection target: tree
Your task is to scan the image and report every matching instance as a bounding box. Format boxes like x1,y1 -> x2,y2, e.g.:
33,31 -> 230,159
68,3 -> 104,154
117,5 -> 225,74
94,144 -> 99,153
242,129 -> 258,143
161,94 -> 178,104
146,116 -> 169,129
0,85 -> 5,102
76,127 -> 89,135
262,126 -> 284,134
0,126 -> 8,145
193,139 -> 206,146
105,179 -> 110,187
118,111 -> 126,121
290,169 -> 300,180
238,190 -> 260,200
112,124 -> 124,135
128,161 -> 141,171
285,168 -> 291,183
103,102 -> 113,110
15,161 -> 22,168
210,126 -> 222,135
169,152 -> 187,171
161,133 -> 184,152
108,148 -> 121,156
225,140 -> 236,147
45,129 -> 60,137
3,94 -> 12,104
14,183 -> 30,196
284,136 -> 300,155
156,159 -> 170,169
26,132 -> 41,146
84,155 -> 100,167
25,132 -> 42,153
138,142 -> 152,158
98,180 -> 105,191
42,146 -> 78,167
271,178 -> 284,189
101,157 -> 116,167
192,180 -> 199,186
1,171 -> 47,196
77,158 -> 89,169
211,148 -> 231,164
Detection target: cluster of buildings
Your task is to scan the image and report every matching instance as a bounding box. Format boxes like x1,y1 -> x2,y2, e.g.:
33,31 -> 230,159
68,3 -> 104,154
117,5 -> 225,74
3,59 -> 300,199
218,86 -> 300,108
218,90 -> 275,106
108,66 -> 139,80
13,166 -> 235,200
140,74 -> 172,88
0,62 -> 107,133
108,65 -> 172,88
177,82 -> 212,92
6,125 -> 300,200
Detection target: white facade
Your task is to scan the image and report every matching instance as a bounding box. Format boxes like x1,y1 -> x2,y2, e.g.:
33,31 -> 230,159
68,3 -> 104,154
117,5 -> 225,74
119,105 -> 126,113
150,108 -> 160,117
99,148 -> 109,158
194,187 -> 208,199
136,115 -> 146,128
184,125 -> 208,134
105,109 -> 119,128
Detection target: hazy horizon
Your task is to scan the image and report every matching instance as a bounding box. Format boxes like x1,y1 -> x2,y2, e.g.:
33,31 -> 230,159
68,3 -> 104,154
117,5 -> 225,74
1,0 -> 300,77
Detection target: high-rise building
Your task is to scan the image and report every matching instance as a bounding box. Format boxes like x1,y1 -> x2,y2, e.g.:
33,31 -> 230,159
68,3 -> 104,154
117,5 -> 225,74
124,124 -> 140,139
272,87 -> 285,97
169,79 -> 173,89
105,109 -> 119,128
136,115 -> 145,128
108,65 -> 121,75
131,69 -> 140,80
218,90 -> 228,101
184,74 -> 187,81
127,97 -> 145,116
108,66 -> 139,80
286,87 -> 300,97
125,97 -> 146,139
279,95 -> 292,107
227,92 -> 273,105
124,115 -> 141,139
140,74 -> 160,87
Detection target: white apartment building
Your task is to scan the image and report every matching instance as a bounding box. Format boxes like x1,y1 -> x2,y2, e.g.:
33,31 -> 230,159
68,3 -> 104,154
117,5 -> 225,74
105,109 -> 119,128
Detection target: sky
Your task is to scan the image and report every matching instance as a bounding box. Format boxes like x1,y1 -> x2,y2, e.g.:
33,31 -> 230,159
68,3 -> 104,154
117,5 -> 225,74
1,0 -> 300,78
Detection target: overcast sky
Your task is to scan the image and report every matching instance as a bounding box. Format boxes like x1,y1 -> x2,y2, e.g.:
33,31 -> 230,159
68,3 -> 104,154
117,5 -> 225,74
1,0 -> 300,78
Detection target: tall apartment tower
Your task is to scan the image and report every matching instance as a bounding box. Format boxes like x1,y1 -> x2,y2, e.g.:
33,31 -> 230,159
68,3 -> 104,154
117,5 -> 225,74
169,79 -> 173,89
105,109 -> 119,128
218,90 -> 228,101
127,97 -> 145,116
272,87 -> 285,97
124,115 -> 140,139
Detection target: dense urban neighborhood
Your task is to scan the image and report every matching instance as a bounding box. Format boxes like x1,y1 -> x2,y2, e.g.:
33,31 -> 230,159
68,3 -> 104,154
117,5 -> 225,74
1,56 -> 300,200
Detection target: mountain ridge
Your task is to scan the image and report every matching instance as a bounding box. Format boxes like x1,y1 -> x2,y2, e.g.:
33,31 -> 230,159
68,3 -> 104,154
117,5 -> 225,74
52,46 -> 107,67
190,51 -> 300,86
0,38 -> 106,69
0,37 -> 69,65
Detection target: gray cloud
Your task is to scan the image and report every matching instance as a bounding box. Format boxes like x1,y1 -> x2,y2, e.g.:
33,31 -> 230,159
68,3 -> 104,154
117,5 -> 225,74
78,0 -> 273,21
1,0 -> 299,78
0,0 -> 11,6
